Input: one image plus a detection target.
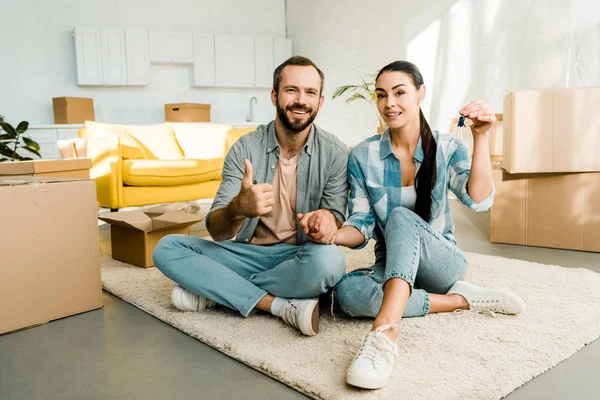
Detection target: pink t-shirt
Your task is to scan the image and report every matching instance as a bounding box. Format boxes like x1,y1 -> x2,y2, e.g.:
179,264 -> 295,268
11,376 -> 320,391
251,152 -> 299,245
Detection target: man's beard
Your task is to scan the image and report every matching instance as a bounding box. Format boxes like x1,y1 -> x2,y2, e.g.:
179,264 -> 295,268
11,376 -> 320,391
276,98 -> 318,133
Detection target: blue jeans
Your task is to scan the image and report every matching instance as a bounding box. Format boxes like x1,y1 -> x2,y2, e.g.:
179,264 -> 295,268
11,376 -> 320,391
153,235 -> 346,317
335,207 -> 467,318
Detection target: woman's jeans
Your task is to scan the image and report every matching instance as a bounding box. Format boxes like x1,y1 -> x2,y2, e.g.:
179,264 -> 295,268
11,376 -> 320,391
153,235 -> 346,317
335,207 -> 467,318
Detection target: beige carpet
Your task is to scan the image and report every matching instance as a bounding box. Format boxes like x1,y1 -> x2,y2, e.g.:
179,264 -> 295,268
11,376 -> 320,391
101,242 -> 600,400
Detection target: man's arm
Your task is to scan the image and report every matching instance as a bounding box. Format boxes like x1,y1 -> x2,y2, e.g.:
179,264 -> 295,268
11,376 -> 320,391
207,148 -> 274,240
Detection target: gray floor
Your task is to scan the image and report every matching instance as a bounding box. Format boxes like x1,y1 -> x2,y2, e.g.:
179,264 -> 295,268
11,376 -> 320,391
2,201 -> 599,399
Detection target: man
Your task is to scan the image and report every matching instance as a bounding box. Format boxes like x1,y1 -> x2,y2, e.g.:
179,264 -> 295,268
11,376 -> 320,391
153,56 -> 348,336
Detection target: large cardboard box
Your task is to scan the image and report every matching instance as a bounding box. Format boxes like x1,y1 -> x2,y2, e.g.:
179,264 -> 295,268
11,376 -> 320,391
53,97 -> 95,124
99,210 -> 203,268
502,87 -> 600,173
0,177 -> 102,334
0,158 -> 92,179
490,167 -> 600,252
165,103 -> 211,122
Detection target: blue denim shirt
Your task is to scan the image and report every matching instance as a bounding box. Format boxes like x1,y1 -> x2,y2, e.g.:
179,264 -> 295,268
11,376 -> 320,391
344,129 -> 495,248
207,121 -> 349,245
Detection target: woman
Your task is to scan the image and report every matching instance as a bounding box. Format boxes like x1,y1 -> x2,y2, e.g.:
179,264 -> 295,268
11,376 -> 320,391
301,61 -> 525,390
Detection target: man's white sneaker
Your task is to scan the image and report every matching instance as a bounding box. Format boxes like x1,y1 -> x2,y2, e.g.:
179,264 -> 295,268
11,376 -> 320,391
171,285 -> 217,312
346,323 -> 399,389
448,280 -> 526,315
279,298 -> 319,336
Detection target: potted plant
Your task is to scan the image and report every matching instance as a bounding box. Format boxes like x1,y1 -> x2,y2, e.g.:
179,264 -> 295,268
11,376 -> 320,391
0,115 -> 41,162
332,73 -> 387,133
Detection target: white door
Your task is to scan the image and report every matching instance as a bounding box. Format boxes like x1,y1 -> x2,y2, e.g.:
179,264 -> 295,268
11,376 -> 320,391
149,31 -> 194,64
215,35 -> 255,87
101,29 -> 127,85
125,29 -> 150,86
254,37 -> 273,88
193,34 -> 216,87
273,38 -> 293,68
74,27 -> 103,86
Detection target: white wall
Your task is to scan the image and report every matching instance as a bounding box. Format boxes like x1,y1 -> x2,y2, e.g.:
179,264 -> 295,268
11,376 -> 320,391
0,0 -> 286,125
287,0 -> 600,146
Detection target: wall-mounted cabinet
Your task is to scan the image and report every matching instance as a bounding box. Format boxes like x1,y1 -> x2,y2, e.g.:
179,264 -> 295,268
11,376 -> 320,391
100,29 -> 127,85
125,30 -> 150,86
75,27 -> 150,86
74,27 -> 103,85
254,37 -> 274,88
75,26 -> 293,89
193,34 -> 216,87
215,35 -> 255,87
149,31 -> 193,64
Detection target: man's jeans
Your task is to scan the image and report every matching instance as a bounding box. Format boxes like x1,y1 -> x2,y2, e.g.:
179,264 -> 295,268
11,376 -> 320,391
336,207 -> 467,318
153,235 -> 346,317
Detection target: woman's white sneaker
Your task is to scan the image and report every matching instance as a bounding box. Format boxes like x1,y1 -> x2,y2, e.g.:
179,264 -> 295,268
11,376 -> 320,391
171,285 -> 217,312
279,298 -> 319,336
346,323 -> 399,389
448,280 -> 526,315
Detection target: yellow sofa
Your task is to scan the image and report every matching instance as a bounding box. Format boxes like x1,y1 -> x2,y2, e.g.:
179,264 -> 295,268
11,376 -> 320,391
79,121 -> 255,209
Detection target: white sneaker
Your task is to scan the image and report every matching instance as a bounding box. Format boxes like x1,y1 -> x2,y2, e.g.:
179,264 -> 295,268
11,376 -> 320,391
171,285 -> 217,312
448,280 -> 526,315
279,298 -> 319,336
346,323 -> 399,389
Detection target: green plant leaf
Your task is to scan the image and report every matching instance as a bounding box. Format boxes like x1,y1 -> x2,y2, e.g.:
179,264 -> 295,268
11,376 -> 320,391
16,121 -> 29,134
331,85 -> 357,99
20,157 -> 33,161
0,122 -> 17,139
346,92 -> 368,102
0,145 -> 15,158
22,136 -> 40,151
0,134 -> 13,140
20,146 -> 41,158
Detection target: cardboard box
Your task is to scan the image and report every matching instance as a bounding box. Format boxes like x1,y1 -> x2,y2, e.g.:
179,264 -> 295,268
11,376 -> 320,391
490,167 -> 600,252
502,87 -> 600,173
0,158 -> 92,179
98,210 -> 203,268
165,103 -> 211,122
0,176 -> 102,334
53,97 -> 95,124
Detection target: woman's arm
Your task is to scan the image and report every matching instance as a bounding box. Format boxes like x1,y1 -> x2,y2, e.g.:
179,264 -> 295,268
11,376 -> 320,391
460,100 -> 495,203
467,133 -> 493,203
335,225 -> 366,248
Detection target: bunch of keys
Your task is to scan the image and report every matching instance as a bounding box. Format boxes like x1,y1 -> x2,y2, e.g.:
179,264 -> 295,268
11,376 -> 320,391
456,116 -> 472,141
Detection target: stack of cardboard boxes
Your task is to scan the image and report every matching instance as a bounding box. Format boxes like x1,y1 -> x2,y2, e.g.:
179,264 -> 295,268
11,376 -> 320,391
490,87 -> 600,253
0,176 -> 103,334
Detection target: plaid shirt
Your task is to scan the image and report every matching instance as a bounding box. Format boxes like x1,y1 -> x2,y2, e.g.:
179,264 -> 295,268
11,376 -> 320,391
344,129 -> 494,248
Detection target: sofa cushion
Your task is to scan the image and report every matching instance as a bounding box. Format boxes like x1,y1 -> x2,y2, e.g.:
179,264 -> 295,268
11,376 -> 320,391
126,124 -> 184,160
122,158 -> 224,186
170,123 -> 231,159
85,121 -> 148,159
226,126 -> 257,151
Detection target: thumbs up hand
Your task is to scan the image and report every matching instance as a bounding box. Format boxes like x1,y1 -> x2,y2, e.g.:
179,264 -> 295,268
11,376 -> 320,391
234,159 -> 274,218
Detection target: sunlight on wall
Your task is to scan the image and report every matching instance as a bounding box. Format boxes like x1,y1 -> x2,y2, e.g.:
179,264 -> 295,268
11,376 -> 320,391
436,0 -> 472,133
483,0 -> 502,35
407,19 -> 441,121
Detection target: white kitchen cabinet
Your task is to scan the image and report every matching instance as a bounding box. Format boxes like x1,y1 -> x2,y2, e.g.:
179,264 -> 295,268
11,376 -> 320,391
101,29 -> 127,85
149,31 -> 194,64
192,34 -> 216,87
273,38 -> 293,67
74,27 -> 103,86
215,35 -> 255,87
125,30 -> 150,86
254,37 -> 274,88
